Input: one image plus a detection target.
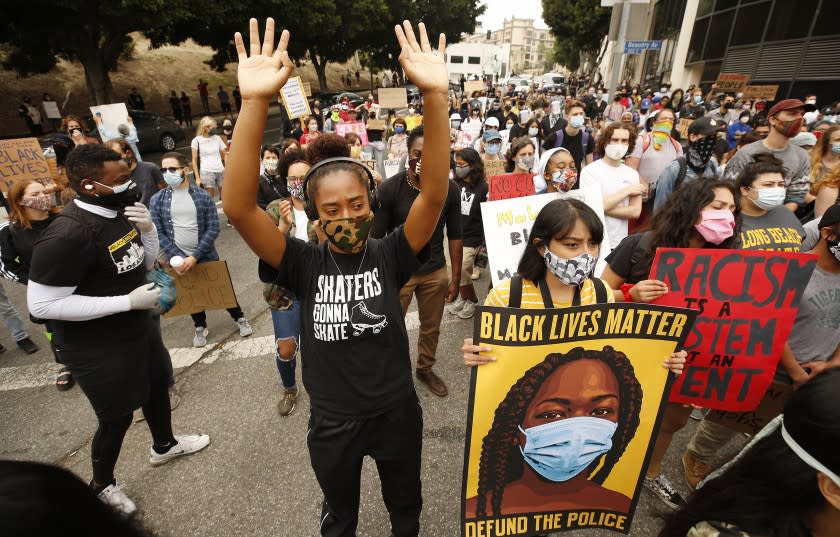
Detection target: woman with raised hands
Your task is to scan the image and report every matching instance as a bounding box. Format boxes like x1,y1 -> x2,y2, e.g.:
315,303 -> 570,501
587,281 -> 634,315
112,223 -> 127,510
223,18 -> 450,536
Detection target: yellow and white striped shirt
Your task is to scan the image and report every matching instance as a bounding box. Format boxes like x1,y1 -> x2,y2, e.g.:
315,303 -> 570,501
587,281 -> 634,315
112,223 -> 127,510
484,277 -> 615,309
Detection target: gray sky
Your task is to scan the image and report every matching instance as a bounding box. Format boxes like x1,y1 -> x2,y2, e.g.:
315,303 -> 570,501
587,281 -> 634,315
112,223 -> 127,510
477,0 -> 548,31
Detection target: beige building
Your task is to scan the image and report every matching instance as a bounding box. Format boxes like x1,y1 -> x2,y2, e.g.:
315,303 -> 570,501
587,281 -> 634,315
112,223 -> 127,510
464,18 -> 556,76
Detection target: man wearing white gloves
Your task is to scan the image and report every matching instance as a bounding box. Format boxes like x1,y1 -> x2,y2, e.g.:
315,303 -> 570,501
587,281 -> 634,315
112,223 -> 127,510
27,144 -> 210,518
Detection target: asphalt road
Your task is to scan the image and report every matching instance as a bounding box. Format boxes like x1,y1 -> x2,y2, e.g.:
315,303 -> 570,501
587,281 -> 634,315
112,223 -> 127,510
0,122 -> 748,536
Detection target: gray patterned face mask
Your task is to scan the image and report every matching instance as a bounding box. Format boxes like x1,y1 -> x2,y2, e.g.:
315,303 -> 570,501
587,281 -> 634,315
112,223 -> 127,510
543,249 -> 597,286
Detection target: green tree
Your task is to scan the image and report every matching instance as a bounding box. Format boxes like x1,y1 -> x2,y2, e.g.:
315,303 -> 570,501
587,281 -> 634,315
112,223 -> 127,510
542,0 -> 611,73
0,0 -> 194,105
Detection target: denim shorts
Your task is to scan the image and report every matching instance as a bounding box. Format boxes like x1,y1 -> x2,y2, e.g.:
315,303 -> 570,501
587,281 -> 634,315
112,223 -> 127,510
270,299 -> 301,341
200,170 -> 224,189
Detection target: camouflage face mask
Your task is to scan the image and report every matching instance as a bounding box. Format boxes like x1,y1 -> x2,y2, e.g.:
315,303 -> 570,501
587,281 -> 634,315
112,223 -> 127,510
320,212 -> 374,254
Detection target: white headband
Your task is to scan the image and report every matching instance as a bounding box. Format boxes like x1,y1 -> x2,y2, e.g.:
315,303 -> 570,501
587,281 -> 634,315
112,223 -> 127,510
781,419 -> 840,488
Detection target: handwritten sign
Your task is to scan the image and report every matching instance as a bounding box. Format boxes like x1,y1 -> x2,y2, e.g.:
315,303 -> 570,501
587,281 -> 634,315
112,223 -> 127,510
163,260 -> 238,317
302,81 -> 312,97
378,88 -> 408,109
464,80 -> 484,97
42,101 -> 61,119
488,173 -> 535,201
742,85 -> 779,102
451,129 -> 473,150
0,138 -> 51,191
678,118 -> 694,139
650,249 -> 816,411
480,189 -> 611,285
335,122 -> 369,145
482,159 -> 506,177
706,381 -> 793,435
383,158 -> 402,179
89,103 -> 129,134
711,73 -> 751,93
366,119 -> 386,131
280,76 -> 312,120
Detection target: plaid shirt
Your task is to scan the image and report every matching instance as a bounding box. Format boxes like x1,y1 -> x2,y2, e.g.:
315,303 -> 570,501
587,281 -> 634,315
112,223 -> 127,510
149,184 -> 219,262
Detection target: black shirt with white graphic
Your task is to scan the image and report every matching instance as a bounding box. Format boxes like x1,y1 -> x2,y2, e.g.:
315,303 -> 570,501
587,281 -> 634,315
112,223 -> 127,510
371,172 -> 462,275
29,202 -> 147,346
457,178 -> 488,247
276,226 -> 428,418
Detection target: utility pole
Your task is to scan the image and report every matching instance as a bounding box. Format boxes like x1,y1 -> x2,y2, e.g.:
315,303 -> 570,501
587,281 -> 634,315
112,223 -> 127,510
607,1 -> 632,93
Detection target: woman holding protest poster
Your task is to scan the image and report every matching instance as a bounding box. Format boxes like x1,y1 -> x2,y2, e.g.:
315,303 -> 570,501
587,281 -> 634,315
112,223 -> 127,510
660,369 -> 840,537
505,136 -> 536,175
460,198 -> 687,523
534,147 -> 578,193
224,17 -> 451,535
601,179 -> 741,509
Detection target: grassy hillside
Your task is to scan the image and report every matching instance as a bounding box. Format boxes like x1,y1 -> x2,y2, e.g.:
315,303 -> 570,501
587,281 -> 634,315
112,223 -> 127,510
2,34 -> 381,138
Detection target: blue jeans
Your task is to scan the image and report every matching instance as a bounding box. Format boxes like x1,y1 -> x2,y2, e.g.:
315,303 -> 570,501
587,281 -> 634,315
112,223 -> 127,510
270,300 -> 300,390
0,281 -> 27,342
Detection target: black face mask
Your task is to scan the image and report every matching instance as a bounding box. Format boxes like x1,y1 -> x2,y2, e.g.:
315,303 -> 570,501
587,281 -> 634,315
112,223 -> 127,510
82,180 -> 140,210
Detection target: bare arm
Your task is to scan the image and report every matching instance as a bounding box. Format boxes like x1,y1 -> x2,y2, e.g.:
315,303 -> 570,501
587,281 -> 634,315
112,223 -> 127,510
603,184 -> 645,211
815,187 -> 838,219
222,18 -> 295,270
605,193 -> 642,219
191,147 -> 200,181
393,21 -> 451,254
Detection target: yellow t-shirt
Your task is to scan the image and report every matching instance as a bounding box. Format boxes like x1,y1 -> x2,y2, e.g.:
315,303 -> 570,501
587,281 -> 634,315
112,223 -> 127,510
484,277 -> 615,309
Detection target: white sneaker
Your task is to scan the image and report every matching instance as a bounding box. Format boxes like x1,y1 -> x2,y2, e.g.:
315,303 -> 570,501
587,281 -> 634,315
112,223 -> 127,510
471,267 -> 481,280
458,300 -> 477,319
193,327 -> 208,347
447,295 -> 466,314
97,483 -> 137,517
149,434 -> 211,466
236,317 -> 253,337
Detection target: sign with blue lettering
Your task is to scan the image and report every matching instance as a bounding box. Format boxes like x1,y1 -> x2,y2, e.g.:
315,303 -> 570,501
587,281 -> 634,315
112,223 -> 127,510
624,40 -> 662,55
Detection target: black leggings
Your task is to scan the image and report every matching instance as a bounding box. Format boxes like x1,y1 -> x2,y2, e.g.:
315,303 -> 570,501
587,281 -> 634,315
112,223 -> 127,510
190,305 -> 244,328
91,374 -> 175,485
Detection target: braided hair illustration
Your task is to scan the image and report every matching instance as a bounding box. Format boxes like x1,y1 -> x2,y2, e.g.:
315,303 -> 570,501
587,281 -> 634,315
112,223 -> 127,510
474,346 -> 643,518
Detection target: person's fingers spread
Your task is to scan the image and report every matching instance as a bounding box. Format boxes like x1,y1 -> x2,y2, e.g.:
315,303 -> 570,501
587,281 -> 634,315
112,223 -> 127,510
262,18 -> 275,57
418,22 -> 431,53
249,18 -> 261,57
402,20 -> 420,52
394,24 -> 407,50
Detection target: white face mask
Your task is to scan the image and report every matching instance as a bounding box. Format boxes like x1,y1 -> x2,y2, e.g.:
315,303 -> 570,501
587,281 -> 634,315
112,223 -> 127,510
605,143 -> 628,161
751,187 -> 786,210
528,127 -> 539,137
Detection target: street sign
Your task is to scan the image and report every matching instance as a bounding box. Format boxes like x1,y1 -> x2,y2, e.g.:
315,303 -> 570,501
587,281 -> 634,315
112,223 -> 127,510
624,40 -> 662,55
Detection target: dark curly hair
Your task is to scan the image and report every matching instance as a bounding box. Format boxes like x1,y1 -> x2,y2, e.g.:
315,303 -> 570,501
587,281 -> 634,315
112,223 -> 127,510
305,133 -> 350,165
648,179 -> 741,249
65,144 -> 122,191
595,121 -> 637,157
278,148 -> 308,182
474,346 -> 643,518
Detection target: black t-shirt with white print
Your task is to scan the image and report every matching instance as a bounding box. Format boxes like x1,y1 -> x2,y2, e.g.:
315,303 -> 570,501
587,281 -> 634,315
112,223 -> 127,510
29,201 -> 148,346
276,225 -> 428,418
457,178 -> 488,247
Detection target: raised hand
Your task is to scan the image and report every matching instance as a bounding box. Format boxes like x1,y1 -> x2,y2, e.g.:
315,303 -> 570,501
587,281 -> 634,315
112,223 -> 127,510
394,21 -> 448,94
234,18 -> 295,101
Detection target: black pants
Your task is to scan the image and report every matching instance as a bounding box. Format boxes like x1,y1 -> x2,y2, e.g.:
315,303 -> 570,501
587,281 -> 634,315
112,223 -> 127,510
307,396 -> 423,537
91,370 -> 175,485
190,305 -> 243,328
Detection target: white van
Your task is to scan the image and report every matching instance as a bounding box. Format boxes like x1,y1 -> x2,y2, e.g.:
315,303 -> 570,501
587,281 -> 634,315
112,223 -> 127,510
541,72 -> 566,91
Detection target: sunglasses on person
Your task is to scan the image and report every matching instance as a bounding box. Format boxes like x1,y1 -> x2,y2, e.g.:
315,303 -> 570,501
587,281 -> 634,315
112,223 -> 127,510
159,167 -> 182,174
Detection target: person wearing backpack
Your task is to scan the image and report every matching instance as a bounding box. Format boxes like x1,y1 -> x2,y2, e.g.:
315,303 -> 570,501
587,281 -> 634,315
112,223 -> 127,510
653,116 -> 724,212
541,100 -> 594,175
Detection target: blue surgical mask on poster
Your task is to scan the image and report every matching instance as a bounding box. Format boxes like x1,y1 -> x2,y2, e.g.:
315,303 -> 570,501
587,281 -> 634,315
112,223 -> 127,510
519,417 -> 618,482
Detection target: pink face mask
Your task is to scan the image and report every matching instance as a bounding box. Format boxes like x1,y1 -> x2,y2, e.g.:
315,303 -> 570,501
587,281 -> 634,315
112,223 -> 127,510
694,209 -> 735,245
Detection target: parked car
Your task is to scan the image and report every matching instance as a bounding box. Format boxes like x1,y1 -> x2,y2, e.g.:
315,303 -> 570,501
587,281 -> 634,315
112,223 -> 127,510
324,92 -> 366,109
80,110 -> 186,153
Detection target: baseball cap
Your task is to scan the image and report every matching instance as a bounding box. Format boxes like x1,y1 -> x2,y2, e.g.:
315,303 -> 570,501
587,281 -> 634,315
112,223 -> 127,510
818,204 -> 840,229
449,113 -> 461,121
640,98 -> 652,109
688,116 -> 726,136
484,117 -> 500,128
768,98 -> 817,118
483,129 -> 502,142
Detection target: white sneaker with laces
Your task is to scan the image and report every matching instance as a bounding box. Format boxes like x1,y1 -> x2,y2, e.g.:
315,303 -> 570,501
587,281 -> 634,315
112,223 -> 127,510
149,434 -> 211,466
193,327 -> 208,347
98,483 -> 137,517
236,317 -> 253,337
458,300 -> 477,319
447,295 -> 466,314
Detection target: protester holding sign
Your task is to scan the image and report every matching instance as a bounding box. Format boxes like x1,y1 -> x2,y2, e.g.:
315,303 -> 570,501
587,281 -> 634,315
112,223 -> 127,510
533,147 -> 577,193
580,121 -> 643,248
505,136 -> 536,175
223,18 -> 451,535
601,179 -> 740,509
662,370 -> 840,537
387,117 -> 409,160
448,148 -> 487,318
681,205 -> 840,490
61,116 -> 99,146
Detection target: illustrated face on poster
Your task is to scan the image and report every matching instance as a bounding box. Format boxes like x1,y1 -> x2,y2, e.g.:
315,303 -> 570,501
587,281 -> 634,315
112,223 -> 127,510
462,303 -> 696,536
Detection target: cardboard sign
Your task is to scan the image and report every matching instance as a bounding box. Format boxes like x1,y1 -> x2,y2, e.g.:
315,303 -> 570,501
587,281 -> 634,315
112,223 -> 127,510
488,173 -> 535,201
42,101 -> 61,119
483,159 -> 506,177
678,118 -> 693,139
383,158 -> 402,178
366,119 -> 386,131
163,260 -> 238,317
711,73 -> 750,93
302,81 -> 312,97
463,303 -> 697,535
742,85 -> 779,102
0,138 -> 51,191
378,88 -> 408,109
89,103 -> 129,135
451,129 -> 474,150
335,122 -> 369,145
649,249 -> 816,411
464,80 -> 484,97
705,381 -> 793,435
280,76 -> 312,120
480,189 -> 611,286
